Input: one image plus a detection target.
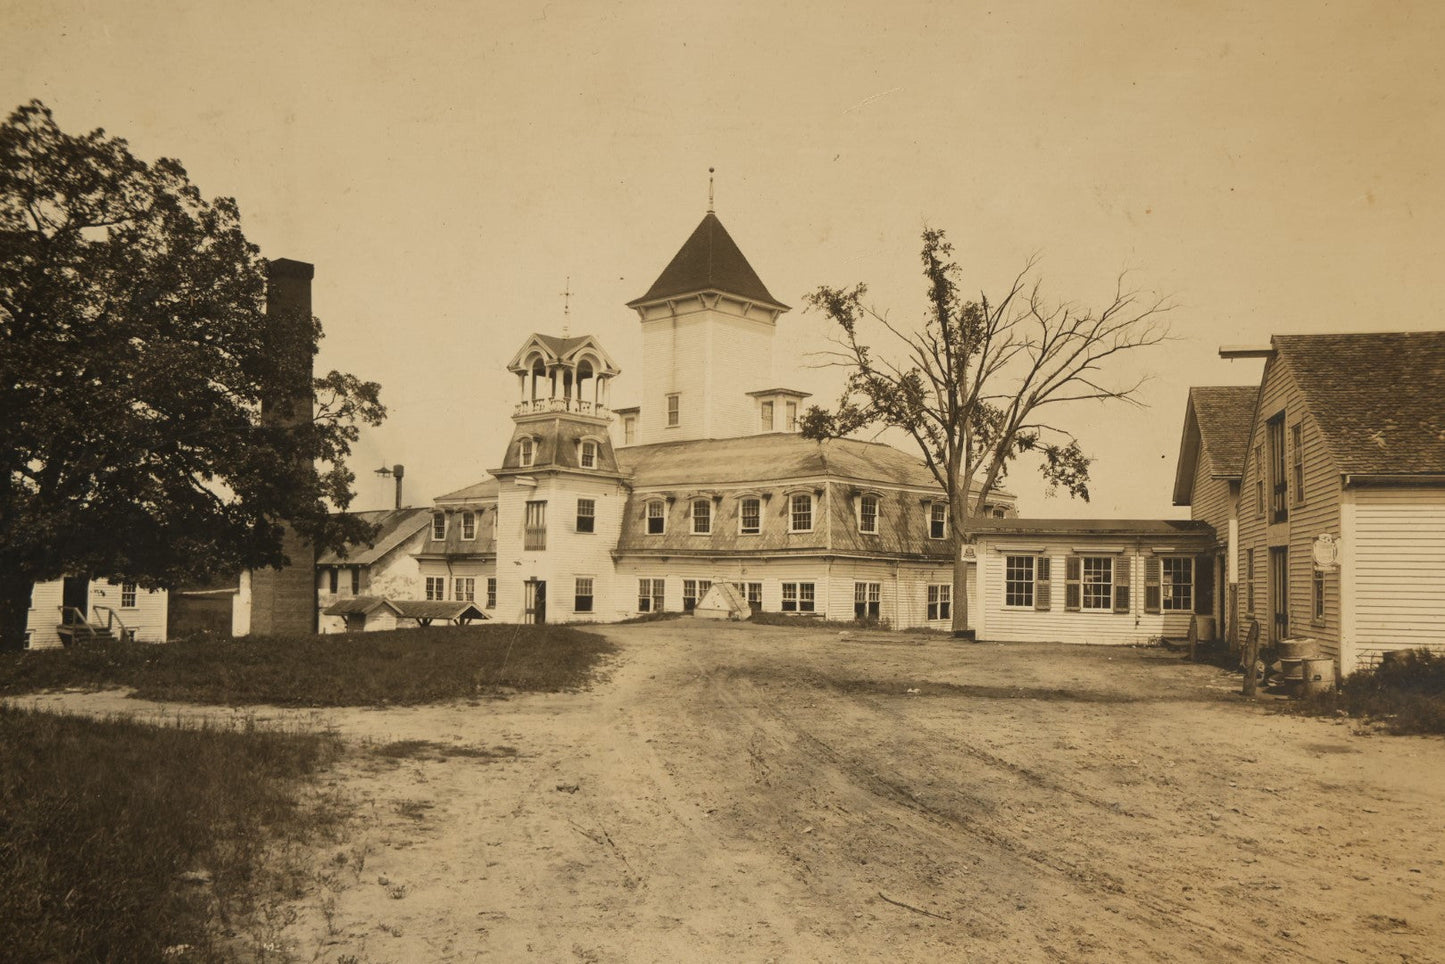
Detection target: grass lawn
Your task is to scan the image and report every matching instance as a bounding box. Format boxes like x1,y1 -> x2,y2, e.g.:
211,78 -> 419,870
0,624 -> 617,706
0,707 -> 343,962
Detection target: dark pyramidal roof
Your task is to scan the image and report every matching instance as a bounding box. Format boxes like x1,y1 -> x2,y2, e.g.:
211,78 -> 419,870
628,212 -> 788,310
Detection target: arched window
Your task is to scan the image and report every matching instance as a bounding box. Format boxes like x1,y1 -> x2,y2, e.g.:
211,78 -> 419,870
519,437 -> 535,467
579,440 -> 598,469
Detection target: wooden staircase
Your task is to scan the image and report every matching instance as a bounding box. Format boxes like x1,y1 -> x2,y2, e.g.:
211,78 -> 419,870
55,606 -> 132,646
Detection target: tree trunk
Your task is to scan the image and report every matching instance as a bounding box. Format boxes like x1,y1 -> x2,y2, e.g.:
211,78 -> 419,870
951,536 -> 972,639
0,571 -> 35,652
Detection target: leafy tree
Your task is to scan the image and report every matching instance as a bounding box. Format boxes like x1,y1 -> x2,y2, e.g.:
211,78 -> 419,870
802,228 -> 1169,635
0,101 -> 384,651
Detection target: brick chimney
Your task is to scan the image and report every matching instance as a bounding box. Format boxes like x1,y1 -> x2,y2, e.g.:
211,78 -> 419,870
248,258 -> 318,636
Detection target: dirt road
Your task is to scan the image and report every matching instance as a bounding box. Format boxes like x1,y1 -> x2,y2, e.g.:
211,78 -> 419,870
21,621 -> 1445,961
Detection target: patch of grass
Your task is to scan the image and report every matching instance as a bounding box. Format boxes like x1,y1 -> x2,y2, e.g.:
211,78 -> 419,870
748,612 -> 888,631
0,624 -> 616,706
1292,648 -> 1445,735
0,706 -> 342,962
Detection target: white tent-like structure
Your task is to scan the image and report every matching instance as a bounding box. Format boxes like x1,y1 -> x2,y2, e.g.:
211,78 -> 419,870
696,582 -> 750,621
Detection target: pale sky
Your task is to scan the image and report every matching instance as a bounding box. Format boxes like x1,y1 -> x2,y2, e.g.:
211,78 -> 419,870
6,1 -> 1443,517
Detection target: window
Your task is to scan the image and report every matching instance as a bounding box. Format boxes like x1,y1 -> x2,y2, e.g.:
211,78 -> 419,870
785,400 -> 797,431
1291,424 -> 1305,505
120,583 -> 137,609
623,416 -> 637,444
486,577 -> 497,609
1162,557 -> 1193,612
646,500 -> 665,535
740,497 -> 761,534
927,584 -> 951,621
854,582 -> 881,620
667,394 -> 680,427
519,437 -> 535,467
1268,414 -> 1287,522
425,576 -> 446,601
992,506 -> 1007,519
1246,550 -> 1255,614
638,578 -> 664,613
524,500 -> 547,550
1082,557 -> 1113,611
460,511 -> 476,540
789,493 -> 813,532
1255,444 -> 1265,518
328,568 -> 338,594
929,503 -> 948,540
781,582 -> 816,613
1005,556 -> 1035,608
351,568 -> 360,595
683,579 -> 712,612
692,499 -> 711,534
575,577 -> 594,613
858,494 -> 879,534
455,577 -> 475,601
760,400 -> 774,431
1312,569 -> 1325,625
580,440 -> 598,469
746,582 -> 762,611
576,498 -> 596,533
432,511 -> 446,541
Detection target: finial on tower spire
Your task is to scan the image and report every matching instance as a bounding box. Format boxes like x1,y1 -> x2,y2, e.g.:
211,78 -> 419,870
560,276 -> 571,336
707,167 -> 715,214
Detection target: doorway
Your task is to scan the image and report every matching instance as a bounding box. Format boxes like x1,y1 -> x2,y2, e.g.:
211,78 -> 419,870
1270,547 -> 1289,643
62,576 -> 89,623
524,579 -> 547,625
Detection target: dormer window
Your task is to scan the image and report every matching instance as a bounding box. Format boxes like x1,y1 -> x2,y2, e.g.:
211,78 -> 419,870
786,401 -> 798,431
760,401 -> 774,432
580,440 -> 598,469
739,497 -> 761,534
460,511 -> 476,540
789,493 -> 813,533
646,500 -> 666,535
692,499 -> 711,535
519,437 -> 535,467
929,502 -> 948,540
623,415 -> 637,444
858,494 -> 879,534
432,511 -> 446,541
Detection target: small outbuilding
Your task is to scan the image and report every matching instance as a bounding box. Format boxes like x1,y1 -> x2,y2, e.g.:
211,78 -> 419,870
695,582 -> 751,620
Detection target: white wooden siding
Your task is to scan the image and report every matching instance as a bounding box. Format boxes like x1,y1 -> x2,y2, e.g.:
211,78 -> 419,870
1352,487 -> 1445,666
25,578 -> 168,647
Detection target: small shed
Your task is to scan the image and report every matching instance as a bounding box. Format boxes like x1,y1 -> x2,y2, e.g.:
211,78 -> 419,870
696,582 -> 750,621
391,599 -> 489,627
322,596 -> 404,633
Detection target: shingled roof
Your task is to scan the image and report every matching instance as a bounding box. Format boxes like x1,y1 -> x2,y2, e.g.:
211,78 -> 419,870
616,434 -> 942,489
627,212 -> 788,311
1275,331 -> 1445,477
1172,385 -> 1257,505
316,508 -> 432,567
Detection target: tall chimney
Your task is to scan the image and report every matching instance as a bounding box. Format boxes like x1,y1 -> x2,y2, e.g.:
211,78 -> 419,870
392,464 -> 405,509
249,258 -> 318,636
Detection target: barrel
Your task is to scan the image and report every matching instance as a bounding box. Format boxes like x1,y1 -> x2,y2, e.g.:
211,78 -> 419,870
1279,638 -> 1320,660
1299,657 -> 1335,696
1278,657 -> 1305,681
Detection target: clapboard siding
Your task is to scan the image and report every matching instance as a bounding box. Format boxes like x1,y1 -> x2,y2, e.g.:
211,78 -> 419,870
1353,487 -> 1445,662
976,539 -> 1196,645
1235,354 -> 1343,657
25,578 -> 168,647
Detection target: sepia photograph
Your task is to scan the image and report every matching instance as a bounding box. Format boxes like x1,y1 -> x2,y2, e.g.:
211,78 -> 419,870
3,1 -> 1444,960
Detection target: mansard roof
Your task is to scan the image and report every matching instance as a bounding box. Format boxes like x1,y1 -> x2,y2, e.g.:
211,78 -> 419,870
627,212 -> 789,311
435,478 -> 500,504
1172,385 -> 1256,505
616,434 -> 942,490
1273,331 -> 1445,478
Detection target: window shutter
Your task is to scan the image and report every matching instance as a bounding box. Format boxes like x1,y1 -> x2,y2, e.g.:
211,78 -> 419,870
1145,555 -> 1161,614
1114,555 -> 1131,613
1035,556 -> 1052,611
1065,555 -> 1081,611
1195,554 -> 1215,616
